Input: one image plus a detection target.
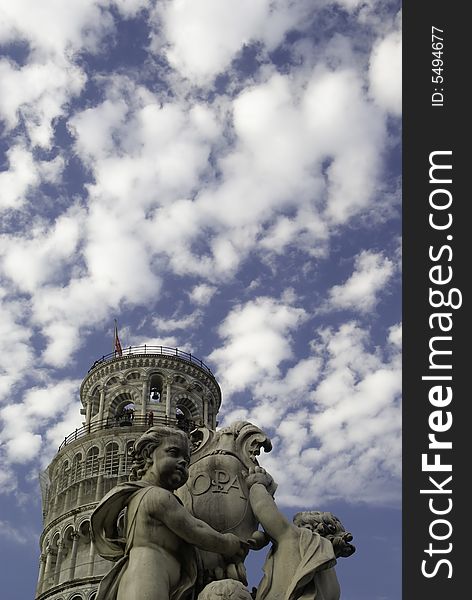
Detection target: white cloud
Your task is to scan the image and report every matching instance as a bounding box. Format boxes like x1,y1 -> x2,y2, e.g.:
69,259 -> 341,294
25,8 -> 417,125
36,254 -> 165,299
0,463 -> 18,494
0,519 -> 38,544
41,401 -> 86,464
335,0 -> 374,10
0,144 -> 38,210
0,292 -> 33,402
325,250 -> 395,313
188,284 -> 217,306
70,85 -> 222,209
153,310 -> 202,333
0,1 -> 114,58
151,0 -> 382,87
137,66 -> 387,277
152,0 -> 268,85
303,67 -> 386,223
0,144 -> 64,210
241,321 -> 402,506
84,205 -> 161,302
59,54 -> 392,291
1,206 -> 82,292
0,58 -> 85,147
225,357 -> 323,431
111,0 -> 152,18
209,296 -> 307,394
151,0 -> 315,86
41,322 -> 85,368
0,1 -> 401,512
4,432 -> 42,463
0,380 -> 81,465
68,97 -> 130,162
10,198 -> 163,367
369,14 -> 402,116
0,0 -> 147,148
388,322 -> 402,347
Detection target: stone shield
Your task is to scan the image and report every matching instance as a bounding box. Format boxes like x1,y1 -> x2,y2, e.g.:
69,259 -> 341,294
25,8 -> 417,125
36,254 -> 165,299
185,451 -> 254,538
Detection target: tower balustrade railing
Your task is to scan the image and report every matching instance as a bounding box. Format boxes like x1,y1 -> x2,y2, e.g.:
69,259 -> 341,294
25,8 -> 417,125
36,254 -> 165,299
88,345 -> 213,374
58,414 -> 197,451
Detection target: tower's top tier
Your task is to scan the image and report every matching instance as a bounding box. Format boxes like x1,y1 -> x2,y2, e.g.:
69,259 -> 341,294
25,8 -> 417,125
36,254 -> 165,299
75,345 -> 221,439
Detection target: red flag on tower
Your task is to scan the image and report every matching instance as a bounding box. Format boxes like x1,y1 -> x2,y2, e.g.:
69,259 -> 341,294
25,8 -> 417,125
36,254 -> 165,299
114,319 -> 123,356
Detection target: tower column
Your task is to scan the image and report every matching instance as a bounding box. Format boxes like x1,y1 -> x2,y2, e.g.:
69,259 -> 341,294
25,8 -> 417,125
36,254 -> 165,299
53,540 -> 64,585
77,480 -> 84,506
203,396 -> 209,427
36,553 -> 47,595
95,455 -> 105,501
44,548 -> 55,588
85,396 -> 92,425
68,532 -> 80,580
98,387 -> 106,423
88,538 -> 95,576
165,378 -> 172,419
52,489 -> 61,517
63,473 -> 71,511
141,380 -> 148,416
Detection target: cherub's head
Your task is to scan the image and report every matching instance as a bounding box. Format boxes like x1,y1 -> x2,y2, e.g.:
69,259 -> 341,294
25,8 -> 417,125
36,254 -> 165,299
293,511 -> 355,558
129,426 -> 190,489
197,580 -> 252,600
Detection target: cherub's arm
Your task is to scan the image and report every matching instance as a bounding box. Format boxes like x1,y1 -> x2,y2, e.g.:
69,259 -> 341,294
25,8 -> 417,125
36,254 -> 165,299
246,467 -> 291,542
151,489 -> 244,557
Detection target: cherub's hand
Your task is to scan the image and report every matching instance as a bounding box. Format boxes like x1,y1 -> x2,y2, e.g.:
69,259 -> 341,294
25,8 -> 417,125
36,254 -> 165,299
245,467 -> 278,495
222,533 -> 249,559
331,532 -> 355,558
247,530 -> 270,550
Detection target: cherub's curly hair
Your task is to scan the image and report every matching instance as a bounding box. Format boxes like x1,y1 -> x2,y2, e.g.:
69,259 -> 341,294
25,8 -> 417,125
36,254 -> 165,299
129,426 -> 189,481
293,510 -> 343,533
198,580 -> 252,600
293,511 -> 355,558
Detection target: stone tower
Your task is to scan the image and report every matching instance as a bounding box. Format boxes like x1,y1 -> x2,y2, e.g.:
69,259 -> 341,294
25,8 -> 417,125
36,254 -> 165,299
36,345 -> 221,600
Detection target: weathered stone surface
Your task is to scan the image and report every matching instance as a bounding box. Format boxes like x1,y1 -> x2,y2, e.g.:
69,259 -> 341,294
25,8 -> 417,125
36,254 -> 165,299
197,579 -> 253,600
177,421 -> 272,586
91,426 -> 245,600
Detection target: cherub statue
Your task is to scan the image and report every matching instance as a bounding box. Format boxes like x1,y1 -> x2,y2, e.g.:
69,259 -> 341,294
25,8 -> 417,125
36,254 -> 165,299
91,426 -> 247,600
245,467 -> 355,600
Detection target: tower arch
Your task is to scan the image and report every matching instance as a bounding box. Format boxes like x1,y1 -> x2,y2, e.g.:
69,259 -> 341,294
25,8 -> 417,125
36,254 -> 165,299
174,393 -> 199,419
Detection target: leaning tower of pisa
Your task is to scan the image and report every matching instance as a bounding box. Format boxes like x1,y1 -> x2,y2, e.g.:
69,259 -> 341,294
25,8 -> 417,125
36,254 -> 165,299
35,345 -> 221,600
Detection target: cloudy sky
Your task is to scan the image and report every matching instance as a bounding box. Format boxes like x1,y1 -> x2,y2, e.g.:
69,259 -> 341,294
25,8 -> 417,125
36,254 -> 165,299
0,1 -> 401,598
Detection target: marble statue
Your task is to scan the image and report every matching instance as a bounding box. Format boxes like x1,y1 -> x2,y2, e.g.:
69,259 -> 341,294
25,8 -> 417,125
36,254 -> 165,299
197,579 -> 253,600
90,426 -> 247,600
177,421 -> 272,588
90,423 -> 354,600
245,467 -> 355,600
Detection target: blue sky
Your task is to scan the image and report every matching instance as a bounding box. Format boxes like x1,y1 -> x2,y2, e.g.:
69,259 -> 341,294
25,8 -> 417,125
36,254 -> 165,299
0,1 -> 401,598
